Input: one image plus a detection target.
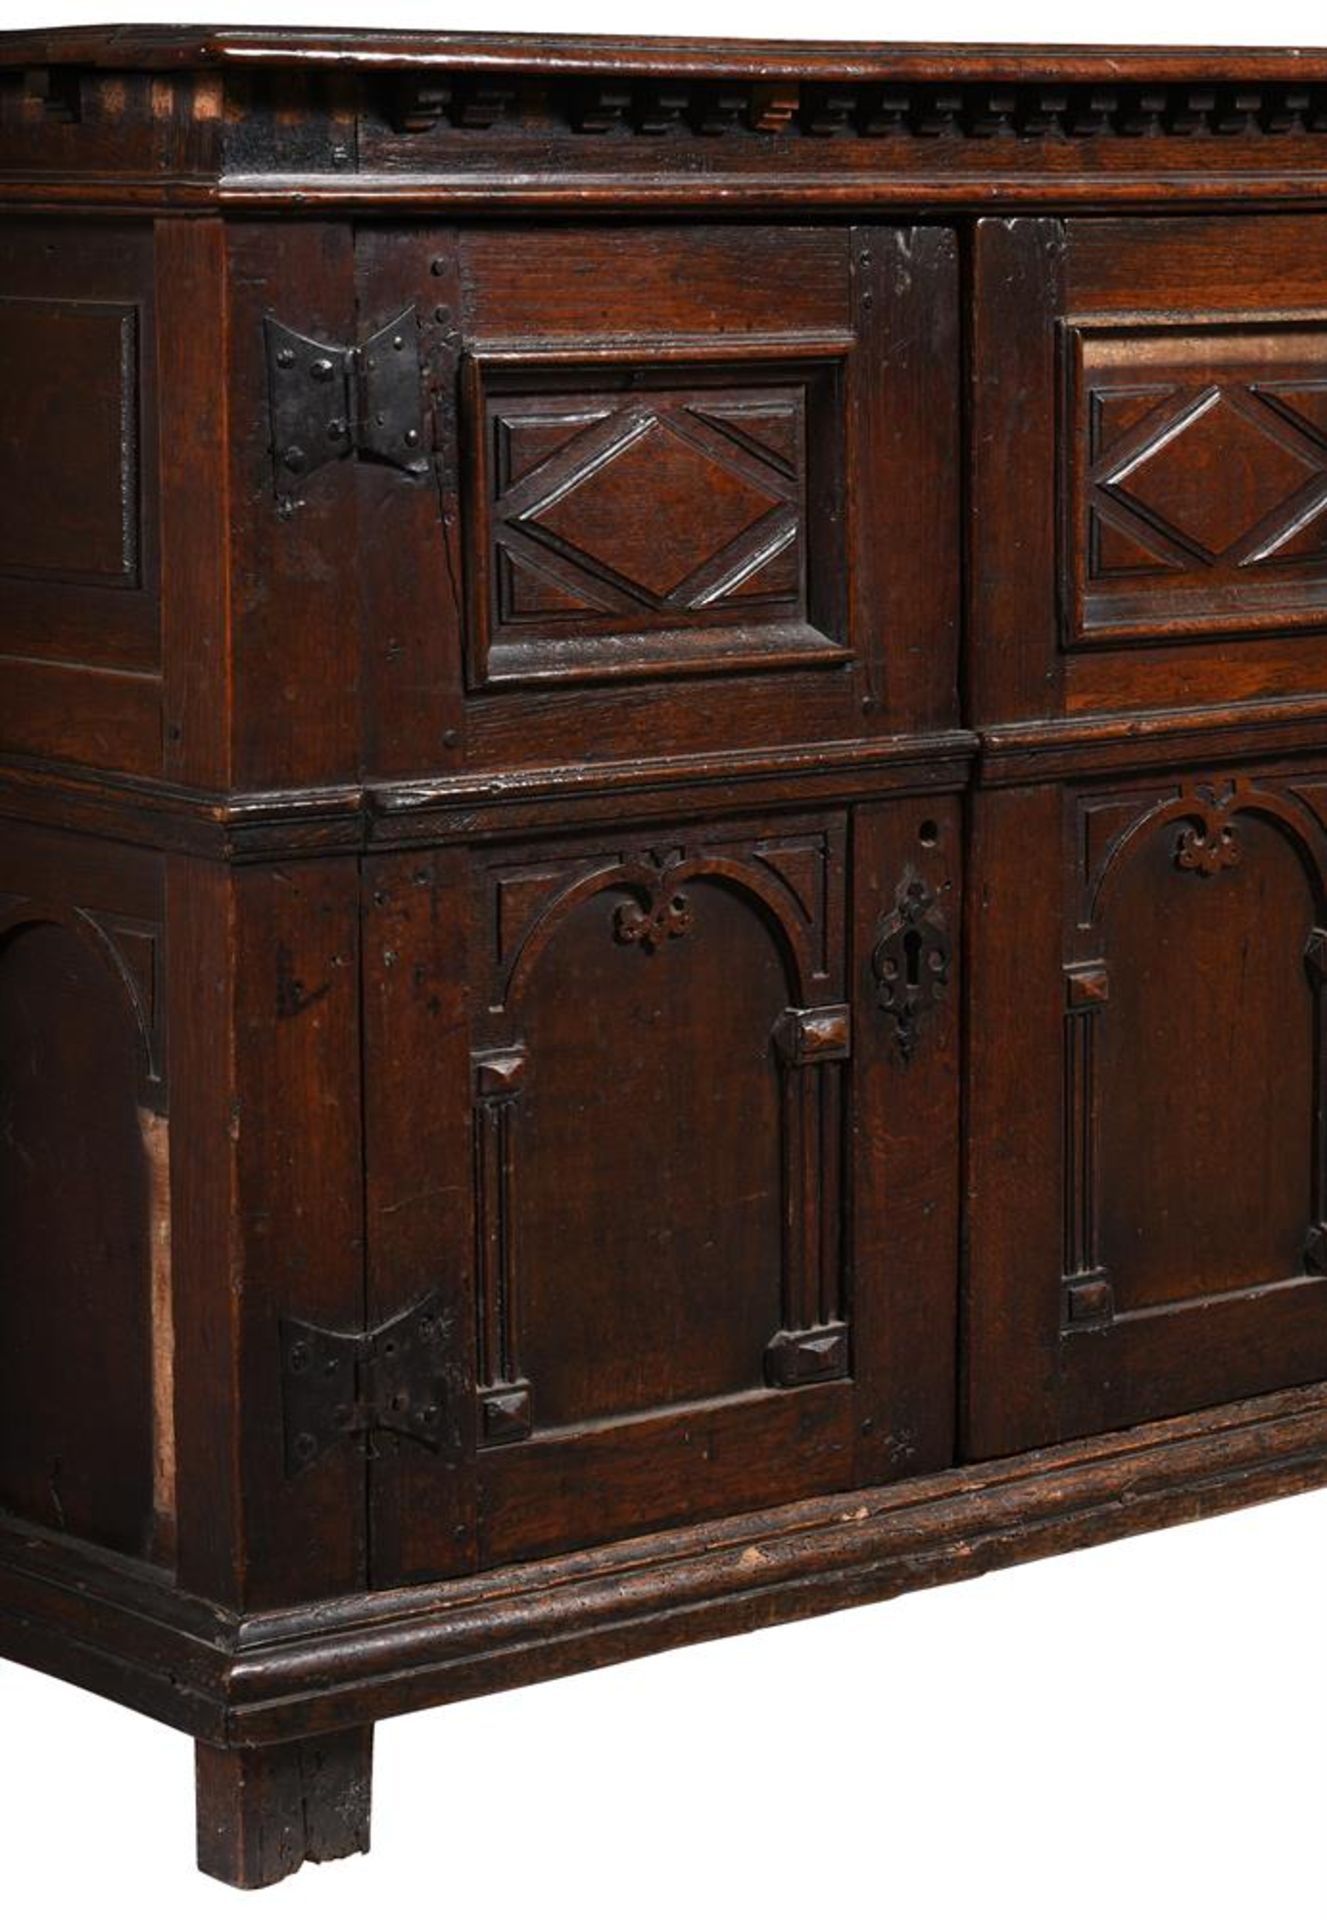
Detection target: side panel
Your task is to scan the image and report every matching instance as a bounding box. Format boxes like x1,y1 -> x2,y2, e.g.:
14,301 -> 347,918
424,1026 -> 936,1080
0,826 -> 166,1560
0,220 -> 162,777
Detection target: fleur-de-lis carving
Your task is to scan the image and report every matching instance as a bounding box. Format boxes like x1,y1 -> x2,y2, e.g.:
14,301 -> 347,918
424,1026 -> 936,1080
871,869 -> 951,1064
1174,803 -> 1241,877
613,859 -> 695,953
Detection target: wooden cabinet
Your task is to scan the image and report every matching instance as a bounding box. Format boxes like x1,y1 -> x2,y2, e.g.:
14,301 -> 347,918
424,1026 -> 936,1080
3,28 -> 1327,1893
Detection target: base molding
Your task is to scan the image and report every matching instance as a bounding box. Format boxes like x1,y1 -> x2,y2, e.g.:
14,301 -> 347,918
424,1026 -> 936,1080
3,1382 -> 1326,1748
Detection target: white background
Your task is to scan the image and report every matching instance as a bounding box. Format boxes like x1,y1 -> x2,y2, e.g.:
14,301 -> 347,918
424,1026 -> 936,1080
5,2 -> 1327,1913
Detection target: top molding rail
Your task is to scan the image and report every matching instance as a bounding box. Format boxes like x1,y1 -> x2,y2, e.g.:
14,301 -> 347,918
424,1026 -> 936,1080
3,30 -> 1327,80
7,32 -> 1327,212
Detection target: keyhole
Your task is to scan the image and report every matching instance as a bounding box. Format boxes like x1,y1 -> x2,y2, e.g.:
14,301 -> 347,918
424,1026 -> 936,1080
903,926 -> 923,989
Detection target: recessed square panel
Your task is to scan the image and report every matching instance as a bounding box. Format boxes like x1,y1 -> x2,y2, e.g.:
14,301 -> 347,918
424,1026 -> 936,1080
1066,320 -> 1327,646
0,298 -> 139,588
464,350 -> 849,688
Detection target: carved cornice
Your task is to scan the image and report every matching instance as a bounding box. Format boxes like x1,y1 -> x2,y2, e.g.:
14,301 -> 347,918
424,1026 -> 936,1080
383,75 -> 1327,143
8,41 -> 1327,213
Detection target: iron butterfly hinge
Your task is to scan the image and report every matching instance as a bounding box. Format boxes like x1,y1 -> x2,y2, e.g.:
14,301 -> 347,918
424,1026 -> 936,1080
280,1290 -> 449,1475
264,306 -> 429,501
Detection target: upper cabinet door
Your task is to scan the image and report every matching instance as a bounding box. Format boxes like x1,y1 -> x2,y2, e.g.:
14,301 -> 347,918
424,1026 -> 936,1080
971,214 -> 1327,729
357,223 -> 960,777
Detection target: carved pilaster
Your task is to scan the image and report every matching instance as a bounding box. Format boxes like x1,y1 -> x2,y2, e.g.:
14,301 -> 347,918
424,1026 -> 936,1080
473,1046 -> 532,1444
1305,928 -> 1327,1281
766,1004 -> 850,1388
1062,963 -> 1114,1331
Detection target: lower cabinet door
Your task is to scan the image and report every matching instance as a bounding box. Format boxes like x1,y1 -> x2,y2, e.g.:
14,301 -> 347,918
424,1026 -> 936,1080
362,797 -> 960,1581
966,767 -> 1327,1459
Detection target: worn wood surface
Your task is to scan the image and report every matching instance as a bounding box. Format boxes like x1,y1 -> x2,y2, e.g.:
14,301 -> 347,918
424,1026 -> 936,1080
0,1382 -> 1323,1751
196,1728 -> 372,1889
3,27 -> 1327,1886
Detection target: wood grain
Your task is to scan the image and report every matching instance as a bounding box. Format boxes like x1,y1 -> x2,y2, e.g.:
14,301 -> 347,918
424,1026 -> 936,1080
3,30 -> 1327,1888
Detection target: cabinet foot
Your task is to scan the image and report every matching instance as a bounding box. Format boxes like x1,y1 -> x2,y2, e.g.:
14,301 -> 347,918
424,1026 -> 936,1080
195,1728 -> 374,1889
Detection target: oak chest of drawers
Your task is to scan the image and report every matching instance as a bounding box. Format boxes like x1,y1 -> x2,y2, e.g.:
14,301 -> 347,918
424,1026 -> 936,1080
4,25 -> 1327,1889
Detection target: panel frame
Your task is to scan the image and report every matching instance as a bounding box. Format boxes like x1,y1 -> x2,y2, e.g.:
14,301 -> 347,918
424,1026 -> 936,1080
0,217 -> 162,776
1063,311 -> 1327,648
0,295 -> 140,590
461,336 -> 853,691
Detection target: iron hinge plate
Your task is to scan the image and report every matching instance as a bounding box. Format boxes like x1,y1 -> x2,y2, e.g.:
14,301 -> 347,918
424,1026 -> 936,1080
280,1290 -> 448,1475
265,306 -> 428,500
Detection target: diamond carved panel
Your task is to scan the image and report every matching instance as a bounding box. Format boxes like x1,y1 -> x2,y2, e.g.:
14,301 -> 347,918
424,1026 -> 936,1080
469,358 -> 848,688
1068,322 -> 1327,645
1109,392 -> 1322,560
527,416 -> 785,602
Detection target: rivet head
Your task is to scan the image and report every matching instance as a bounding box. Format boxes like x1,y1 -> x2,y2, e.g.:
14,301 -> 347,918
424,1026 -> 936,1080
310,356 -> 336,383
288,1342 -> 310,1374
404,427 -> 420,448
327,419 -> 347,442
294,1432 -> 317,1462
430,256 -> 447,275
392,335 -> 405,351
275,346 -> 296,369
283,446 -> 307,473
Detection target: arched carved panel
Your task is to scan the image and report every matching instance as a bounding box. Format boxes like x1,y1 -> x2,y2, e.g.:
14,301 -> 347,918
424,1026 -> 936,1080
1064,783 -> 1326,1331
1079,777 -> 1327,928
1098,812 -> 1316,1316
0,920 -> 156,1555
0,896 -> 163,1106
492,827 -> 832,1013
511,877 -> 791,1429
471,816 -> 849,1443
